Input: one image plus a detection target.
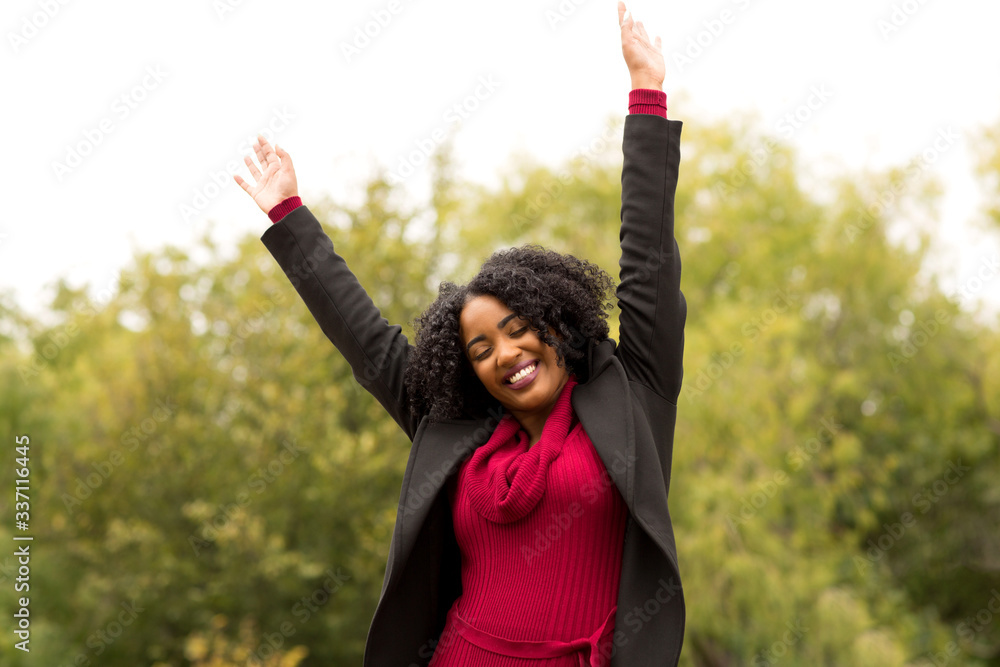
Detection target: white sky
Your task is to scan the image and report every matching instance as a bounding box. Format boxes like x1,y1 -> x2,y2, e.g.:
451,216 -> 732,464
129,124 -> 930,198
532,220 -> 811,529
3,0 -> 1000,323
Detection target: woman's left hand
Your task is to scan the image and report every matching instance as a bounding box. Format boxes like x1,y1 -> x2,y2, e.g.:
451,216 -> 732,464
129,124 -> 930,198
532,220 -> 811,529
234,134 -> 299,215
618,1 -> 664,91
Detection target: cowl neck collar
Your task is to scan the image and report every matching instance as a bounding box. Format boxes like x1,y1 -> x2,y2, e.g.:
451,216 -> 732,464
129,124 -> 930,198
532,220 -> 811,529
463,376 -> 578,524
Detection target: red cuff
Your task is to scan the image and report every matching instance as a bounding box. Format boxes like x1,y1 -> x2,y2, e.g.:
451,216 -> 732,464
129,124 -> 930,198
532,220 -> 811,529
268,196 -> 302,223
628,89 -> 667,118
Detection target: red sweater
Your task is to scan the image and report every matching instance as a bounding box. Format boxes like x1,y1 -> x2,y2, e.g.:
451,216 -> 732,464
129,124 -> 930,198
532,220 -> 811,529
265,89 -> 667,223
428,376 -> 627,666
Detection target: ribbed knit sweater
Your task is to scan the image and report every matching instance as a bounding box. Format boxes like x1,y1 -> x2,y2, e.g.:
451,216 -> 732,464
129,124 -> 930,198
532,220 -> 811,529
427,377 -> 627,666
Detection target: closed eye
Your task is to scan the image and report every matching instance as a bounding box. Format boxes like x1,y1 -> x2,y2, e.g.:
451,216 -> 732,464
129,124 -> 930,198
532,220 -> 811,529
472,328 -> 528,361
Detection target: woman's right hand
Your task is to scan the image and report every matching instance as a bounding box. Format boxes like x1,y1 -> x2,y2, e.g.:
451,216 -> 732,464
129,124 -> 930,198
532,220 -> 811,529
619,1 -> 664,92
234,133 -> 299,215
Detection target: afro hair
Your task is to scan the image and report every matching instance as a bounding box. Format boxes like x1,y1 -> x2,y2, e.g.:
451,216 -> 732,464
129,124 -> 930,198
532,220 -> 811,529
403,244 -> 616,422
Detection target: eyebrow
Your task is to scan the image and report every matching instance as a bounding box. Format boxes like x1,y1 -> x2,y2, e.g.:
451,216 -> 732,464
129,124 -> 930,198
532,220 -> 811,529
465,313 -> 519,352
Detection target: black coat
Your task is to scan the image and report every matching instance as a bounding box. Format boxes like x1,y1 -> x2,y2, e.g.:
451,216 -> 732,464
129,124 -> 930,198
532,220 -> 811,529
260,113 -> 686,666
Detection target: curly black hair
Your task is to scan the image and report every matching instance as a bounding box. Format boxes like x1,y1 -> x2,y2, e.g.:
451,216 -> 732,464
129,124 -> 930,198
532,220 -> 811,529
403,245 -> 616,422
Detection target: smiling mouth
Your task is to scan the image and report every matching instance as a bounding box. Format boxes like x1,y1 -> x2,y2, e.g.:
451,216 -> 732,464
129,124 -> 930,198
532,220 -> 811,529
504,361 -> 538,385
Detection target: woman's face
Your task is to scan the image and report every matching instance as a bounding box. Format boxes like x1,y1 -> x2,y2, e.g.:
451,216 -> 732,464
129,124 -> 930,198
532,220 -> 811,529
458,294 -> 569,421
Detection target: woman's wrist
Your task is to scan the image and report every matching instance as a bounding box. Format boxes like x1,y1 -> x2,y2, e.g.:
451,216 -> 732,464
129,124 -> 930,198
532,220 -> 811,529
628,88 -> 667,117
268,195 -> 302,223
630,79 -> 663,92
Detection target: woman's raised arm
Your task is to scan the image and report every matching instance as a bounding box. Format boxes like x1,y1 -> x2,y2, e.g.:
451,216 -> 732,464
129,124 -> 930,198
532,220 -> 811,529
615,3 -> 686,404
236,136 -> 420,439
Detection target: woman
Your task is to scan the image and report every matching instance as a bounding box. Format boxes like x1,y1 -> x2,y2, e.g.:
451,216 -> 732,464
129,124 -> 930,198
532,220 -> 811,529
235,3 -> 686,664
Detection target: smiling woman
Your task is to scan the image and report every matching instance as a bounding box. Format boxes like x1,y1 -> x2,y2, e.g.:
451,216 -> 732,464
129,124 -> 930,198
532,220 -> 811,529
460,296 -> 581,445
406,244 -> 615,445
234,2 -> 687,665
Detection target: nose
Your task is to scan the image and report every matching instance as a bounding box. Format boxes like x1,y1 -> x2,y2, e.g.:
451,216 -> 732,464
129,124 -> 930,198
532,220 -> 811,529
495,337 -> 522,370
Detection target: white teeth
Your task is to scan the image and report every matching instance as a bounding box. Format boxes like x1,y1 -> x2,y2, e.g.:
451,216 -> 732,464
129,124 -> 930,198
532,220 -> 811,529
507,362 -> 537,384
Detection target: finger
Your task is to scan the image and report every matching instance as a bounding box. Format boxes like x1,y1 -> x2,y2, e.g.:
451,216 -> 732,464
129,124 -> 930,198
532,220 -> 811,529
619,2 -> 633,29
253,141 -> 267,169
234,174 -> 252,194
253,134 -> 274,165
654,35 -> 662,50
637,21 -> 649,43
260,139 -> 277,166
275,144 -> 293,166
244,154 -> 262,180
258,138 -> 273,162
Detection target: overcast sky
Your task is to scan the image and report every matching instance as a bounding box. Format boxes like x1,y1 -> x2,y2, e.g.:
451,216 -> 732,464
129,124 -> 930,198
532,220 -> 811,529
3,0 -> 999,324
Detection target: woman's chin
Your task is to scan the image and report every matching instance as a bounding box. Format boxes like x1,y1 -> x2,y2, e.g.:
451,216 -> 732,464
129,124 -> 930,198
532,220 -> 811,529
497,367 -> 568,414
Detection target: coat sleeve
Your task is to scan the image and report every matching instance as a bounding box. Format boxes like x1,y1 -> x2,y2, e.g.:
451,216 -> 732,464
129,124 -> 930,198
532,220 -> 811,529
615,114 -> 686,404
260,204 -> 421,440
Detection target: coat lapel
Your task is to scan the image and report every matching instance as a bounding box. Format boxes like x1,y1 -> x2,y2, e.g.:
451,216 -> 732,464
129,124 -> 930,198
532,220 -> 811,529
572,340 -> 636,508
390,412 -> 501,577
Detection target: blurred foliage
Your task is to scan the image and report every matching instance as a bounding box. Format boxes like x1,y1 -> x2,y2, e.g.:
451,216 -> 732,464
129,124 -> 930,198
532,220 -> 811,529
1,111 -> 999,666
976,118 -> 1000,231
